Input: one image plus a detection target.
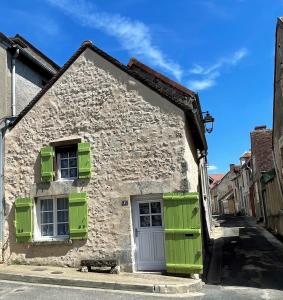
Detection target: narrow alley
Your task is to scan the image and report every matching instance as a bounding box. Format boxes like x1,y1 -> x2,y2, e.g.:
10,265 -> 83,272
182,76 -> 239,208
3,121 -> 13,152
203,215 -> 283,299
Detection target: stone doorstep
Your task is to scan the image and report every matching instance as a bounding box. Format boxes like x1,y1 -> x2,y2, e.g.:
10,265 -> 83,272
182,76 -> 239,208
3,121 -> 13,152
0,266 -> 203,294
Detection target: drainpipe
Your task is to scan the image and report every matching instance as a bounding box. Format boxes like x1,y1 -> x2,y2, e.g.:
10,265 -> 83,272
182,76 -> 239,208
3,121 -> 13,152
11,47 -> 20,117
0,122 -> 5,261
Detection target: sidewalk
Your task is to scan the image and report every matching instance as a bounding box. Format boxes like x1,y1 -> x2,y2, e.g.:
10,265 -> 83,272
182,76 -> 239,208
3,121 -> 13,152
0,264 -> 203,294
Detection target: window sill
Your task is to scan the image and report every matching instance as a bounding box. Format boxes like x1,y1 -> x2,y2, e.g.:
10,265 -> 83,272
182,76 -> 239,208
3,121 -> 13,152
32,239 -> 72,246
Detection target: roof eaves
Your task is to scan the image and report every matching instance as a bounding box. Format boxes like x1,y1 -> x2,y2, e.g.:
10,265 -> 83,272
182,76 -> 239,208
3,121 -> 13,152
12,34 -> 60,71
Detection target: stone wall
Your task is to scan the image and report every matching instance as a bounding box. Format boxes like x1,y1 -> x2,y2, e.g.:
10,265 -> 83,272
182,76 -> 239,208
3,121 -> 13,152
3,47 -> 199,270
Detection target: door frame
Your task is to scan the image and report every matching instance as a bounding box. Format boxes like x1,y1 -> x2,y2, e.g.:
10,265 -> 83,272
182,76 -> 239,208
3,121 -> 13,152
131,194 -> 165,272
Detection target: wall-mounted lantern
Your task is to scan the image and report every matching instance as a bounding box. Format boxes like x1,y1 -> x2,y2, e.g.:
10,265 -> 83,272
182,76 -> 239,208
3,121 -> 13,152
202,111 -> 214,134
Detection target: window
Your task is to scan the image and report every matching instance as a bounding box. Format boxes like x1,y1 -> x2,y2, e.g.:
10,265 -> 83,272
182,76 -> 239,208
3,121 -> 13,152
139,201 -> 163,227
56,146 -> 78,180
35,197 -> 69,240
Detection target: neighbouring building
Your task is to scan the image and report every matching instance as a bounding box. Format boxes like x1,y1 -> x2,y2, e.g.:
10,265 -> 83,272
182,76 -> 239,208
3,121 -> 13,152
209,174 -> 225,214
0,32 -> 60,261
2,40 -> 212,274
232,152 -> 252,216
250,126 -> 274,222
210,165 -> 240,215
265,17 -> 283,236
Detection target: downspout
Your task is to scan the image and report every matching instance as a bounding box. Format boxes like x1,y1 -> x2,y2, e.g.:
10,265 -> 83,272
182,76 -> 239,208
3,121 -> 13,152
0,123 -> 5,261
11,47 -> 20,117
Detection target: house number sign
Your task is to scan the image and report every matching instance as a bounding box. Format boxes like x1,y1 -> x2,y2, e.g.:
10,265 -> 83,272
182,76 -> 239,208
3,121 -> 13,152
121,200 -> 128,206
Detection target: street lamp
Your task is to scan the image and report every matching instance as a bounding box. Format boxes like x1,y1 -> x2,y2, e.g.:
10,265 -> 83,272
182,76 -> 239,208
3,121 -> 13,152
202,111 -> 214,133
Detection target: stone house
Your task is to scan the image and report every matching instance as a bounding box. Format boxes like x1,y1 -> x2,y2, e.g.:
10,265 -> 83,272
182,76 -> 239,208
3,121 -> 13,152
2,40 -> 210,274
0,32 -> 60,260
266,17 -> 283,235
209,174 -> 225,214
250,126 -> 274,222
210,165 -> 240,215
232,152 -> 252,216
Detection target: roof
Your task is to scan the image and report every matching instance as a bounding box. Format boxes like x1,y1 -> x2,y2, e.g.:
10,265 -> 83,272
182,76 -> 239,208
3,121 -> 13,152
11,34 -> 60,73
250,127 -> 274,173
0,32 -> 60,75
11,40 -> 207,151
209,174 -> 225,189
241,151 -> 251,158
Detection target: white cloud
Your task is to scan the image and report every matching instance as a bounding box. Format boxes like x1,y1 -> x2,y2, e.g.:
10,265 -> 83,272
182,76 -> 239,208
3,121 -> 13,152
187,48 -> 248,91
207,165 -> 218,171
45,0 -> 183,81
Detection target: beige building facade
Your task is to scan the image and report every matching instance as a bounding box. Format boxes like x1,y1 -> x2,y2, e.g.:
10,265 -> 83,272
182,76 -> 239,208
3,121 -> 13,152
2,42 -> 208,272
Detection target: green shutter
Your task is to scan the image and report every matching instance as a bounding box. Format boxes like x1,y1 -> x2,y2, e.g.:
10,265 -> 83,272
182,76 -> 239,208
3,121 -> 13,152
78,143 -> 91,179
69,192 -> 88,240
41,146 -> 54,182
15,198 -> 33,243
163,192 -> 203,274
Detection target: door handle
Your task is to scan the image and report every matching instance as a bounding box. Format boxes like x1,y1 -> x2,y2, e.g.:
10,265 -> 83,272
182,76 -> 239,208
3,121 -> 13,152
135,228 -> 139,237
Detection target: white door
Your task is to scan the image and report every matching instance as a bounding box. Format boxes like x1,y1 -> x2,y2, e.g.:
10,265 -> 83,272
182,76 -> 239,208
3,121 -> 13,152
134,198 -> 166,271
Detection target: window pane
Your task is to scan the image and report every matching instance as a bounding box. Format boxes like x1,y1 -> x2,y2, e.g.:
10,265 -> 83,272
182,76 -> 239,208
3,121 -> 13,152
60,152 -> 68,159
69,168 -> 77,178
140,215 -> 150,227
41,224 -> 53,236
139,203 -> 149,215
152,215 -> 162,226
61,159 -> 68,168
61,169 -> 69,178
40,199 -> 53,211
57,211 -> 68,223
69,151 -> 77,158
69,158 -> 77,168
151,202 -> 161,214
58,223 -> 69,236
41,211 -> 53,223
57,198 -> 68,210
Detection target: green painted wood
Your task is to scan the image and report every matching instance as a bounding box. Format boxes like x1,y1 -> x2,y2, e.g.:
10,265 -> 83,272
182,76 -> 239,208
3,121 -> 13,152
163,192 -> 203,274
15,198 -> 33,243
78,143 -> 91,179
40,146 -> 54,182
69,192 -> 88,240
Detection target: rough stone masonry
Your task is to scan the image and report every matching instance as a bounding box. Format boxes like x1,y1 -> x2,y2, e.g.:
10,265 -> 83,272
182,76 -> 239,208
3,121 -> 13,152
3,47 -> 199,271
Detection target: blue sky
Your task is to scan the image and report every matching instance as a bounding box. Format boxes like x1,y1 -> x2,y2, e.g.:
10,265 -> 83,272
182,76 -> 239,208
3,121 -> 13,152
1,0 -> 280,174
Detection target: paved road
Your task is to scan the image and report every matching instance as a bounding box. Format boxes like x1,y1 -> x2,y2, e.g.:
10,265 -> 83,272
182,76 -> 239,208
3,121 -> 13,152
1,215 -> 283,299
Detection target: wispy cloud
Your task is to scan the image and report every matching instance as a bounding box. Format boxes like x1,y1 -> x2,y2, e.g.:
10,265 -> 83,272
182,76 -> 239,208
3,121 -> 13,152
187,48 -> 248,91
45,0 -> 183,81
207,165 -> 218,171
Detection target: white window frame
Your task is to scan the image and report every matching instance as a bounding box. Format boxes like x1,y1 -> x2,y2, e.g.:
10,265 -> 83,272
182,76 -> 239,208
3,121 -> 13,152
57,149 -> 78,181
34,196 -> 69,241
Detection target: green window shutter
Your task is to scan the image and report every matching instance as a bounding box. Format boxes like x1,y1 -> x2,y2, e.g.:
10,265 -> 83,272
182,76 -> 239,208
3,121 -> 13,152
163,192 -> 203,274
15,198 -> 33,243
41,146 -> 54,182
69,192 -> 88,240
78,143 -> 91,179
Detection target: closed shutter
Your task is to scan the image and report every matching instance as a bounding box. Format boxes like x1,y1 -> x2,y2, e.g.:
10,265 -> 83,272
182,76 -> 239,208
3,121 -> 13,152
163,192 -> 203,274
15,198 -> 33,243
41,146 -> 54,182
78,143 -> 91,179
69,192 -> 88,240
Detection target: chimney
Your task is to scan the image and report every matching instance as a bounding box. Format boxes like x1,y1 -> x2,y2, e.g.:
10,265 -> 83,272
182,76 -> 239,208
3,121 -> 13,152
254,125 -> 267,130
230,164 -> 235,172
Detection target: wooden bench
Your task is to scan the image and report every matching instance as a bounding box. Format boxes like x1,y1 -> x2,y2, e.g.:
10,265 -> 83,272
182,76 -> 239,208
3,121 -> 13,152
80,259 -> 119,274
